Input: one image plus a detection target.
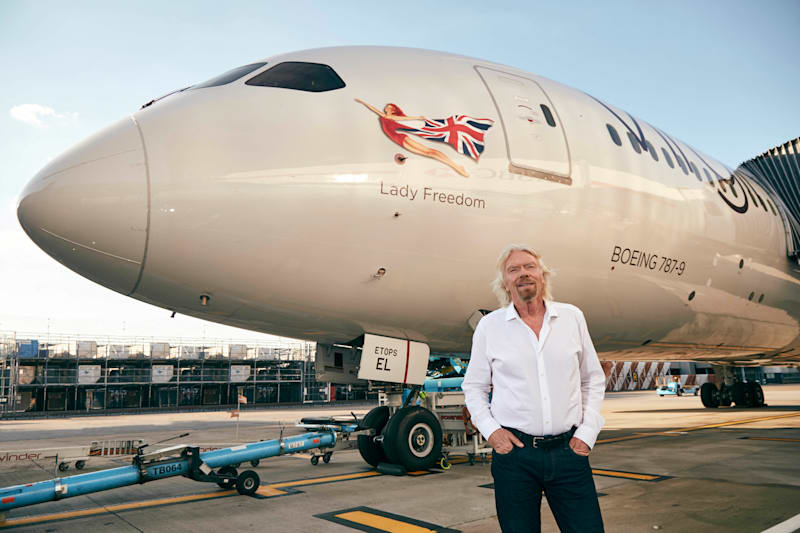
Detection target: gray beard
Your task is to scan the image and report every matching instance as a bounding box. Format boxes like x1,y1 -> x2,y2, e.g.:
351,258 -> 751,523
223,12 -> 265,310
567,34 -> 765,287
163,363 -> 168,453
519,286 -> 539,302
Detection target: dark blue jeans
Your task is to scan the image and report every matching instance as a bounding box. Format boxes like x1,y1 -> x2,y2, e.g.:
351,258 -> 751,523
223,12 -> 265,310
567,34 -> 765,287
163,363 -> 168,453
491,442 -> 604,533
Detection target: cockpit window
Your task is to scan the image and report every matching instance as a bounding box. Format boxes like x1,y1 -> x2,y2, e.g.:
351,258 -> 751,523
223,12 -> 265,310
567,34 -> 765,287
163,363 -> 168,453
644,140 -> 659,162
703,168 -> 716,187
540,104 -> 556,127
661,148 -> 674,168
606,124 -> 621,146
192,62 -> 267,89
245,62 -> 346,92
627,131 -> 642,154
675,155 -> 688,175
689,161 -> 702,181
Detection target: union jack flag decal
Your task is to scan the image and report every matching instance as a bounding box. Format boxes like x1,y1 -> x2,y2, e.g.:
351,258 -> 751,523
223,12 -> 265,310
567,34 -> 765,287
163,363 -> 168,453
401,115 -> 494,161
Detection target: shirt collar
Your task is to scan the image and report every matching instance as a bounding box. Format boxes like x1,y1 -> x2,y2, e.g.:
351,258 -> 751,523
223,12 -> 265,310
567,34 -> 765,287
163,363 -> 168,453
505,300 -> 558,321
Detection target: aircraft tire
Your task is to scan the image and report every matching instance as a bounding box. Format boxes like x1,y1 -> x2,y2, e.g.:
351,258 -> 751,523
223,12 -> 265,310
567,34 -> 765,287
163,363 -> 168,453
357,406 -> 390,467
235,470 -> 260,495
700,383 -> 719,408
732,382 -> 751,407
719,384 -> 732,407
748,382 -> 765,407
382,406 -> 443,471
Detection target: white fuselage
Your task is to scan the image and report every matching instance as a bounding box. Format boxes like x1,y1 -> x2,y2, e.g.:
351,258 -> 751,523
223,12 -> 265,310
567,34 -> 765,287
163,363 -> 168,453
17,46 -> 800,363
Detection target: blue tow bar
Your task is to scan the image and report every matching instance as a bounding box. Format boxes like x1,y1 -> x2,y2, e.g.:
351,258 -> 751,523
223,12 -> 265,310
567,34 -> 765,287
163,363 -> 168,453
0,427 -> 348,513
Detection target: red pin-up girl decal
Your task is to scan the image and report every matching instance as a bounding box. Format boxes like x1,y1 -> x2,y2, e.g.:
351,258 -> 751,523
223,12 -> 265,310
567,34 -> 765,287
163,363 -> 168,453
356,99 -> 494,177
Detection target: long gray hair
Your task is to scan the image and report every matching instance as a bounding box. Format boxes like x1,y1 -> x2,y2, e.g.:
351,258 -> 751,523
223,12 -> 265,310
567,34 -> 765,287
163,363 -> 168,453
490,244 -> 554,307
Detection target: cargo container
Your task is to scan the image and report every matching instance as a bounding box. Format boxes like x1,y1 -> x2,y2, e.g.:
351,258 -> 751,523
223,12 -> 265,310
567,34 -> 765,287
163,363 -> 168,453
149,342 -> 170,358
247,346 -> 282,360
202,385 -> 221,405
76,341 -> 97,358
99,344 -> 130,359
230,365 -> 251,382
78,365 -> 102,384
202,345 -> 225,360
126,342 -> 170,358
16,340 -> 39,358
47,343 -> 73,358
170,345 -> 200,359
151,364 -> 174,383
228,344 -> 247,359
46,388 -> 68,410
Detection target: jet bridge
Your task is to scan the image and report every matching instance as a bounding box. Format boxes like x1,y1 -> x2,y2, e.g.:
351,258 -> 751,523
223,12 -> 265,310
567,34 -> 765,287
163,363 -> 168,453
739,137 -> 800,258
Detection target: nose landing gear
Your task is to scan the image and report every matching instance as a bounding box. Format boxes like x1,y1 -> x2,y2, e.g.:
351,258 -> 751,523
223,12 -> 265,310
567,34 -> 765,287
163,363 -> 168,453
381,406 -> 443,471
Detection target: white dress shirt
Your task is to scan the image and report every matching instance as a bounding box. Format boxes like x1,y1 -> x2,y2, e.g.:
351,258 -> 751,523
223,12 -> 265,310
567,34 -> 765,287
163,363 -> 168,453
462,301 -> 606,448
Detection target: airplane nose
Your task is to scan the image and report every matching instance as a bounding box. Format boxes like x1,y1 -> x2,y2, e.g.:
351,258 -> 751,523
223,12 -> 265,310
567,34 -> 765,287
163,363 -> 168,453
17,117 -> 148,295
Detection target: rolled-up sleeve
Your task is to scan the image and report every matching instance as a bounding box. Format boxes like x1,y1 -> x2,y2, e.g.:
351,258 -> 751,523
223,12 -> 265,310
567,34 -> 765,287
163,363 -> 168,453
462,320 -> 502,440
572,310 -> 606,449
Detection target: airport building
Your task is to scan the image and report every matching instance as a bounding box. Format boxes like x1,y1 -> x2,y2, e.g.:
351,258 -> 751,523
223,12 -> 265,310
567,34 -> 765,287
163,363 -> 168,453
1,332 -> 797,415
0,332 -> 374,415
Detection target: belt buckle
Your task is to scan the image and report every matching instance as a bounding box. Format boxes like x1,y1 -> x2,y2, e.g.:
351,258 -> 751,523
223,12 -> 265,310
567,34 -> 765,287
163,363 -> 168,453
532,436 -> 543,448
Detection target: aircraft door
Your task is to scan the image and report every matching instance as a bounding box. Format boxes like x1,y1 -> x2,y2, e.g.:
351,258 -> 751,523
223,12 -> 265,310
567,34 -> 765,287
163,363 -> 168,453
476,66 -> 571,183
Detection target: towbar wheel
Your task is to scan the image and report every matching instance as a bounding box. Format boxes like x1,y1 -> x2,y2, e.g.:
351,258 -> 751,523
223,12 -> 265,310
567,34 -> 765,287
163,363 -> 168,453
235,470 -> 260,495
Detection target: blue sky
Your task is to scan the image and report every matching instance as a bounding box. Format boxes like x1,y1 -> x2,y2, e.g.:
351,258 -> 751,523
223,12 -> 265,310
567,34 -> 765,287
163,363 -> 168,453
1,0 -> 798,339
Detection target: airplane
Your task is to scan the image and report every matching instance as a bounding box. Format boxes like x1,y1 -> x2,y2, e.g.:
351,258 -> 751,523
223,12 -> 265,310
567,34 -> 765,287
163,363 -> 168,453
16,46 -> 800,467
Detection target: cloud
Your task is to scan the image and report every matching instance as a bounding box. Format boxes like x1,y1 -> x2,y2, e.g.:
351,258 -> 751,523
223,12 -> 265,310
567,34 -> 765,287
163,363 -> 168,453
9,104 -> 78,127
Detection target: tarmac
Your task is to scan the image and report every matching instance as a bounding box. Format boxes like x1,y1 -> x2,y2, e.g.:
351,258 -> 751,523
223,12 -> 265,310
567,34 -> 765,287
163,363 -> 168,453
0,384 -> 798,532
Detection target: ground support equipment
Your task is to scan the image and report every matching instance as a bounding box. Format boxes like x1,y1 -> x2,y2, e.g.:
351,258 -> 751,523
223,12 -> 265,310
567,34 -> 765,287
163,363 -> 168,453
0,422 -> 359,514
297,417 -> 364,466
356,388 -> 492,471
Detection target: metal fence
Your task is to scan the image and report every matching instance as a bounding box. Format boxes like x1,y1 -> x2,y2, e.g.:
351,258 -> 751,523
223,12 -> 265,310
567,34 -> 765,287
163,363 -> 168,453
3,331 -> 315,361
0,331 -> 336,414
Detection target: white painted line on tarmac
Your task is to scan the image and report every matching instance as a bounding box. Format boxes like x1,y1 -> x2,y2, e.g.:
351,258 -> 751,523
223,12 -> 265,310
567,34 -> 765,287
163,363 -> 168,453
761,512 -> 800,533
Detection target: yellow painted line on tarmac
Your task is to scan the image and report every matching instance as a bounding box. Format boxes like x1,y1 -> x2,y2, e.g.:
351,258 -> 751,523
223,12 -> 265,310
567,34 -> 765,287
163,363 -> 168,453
316,506 -> 458,532
255,486 -> 288,497
742,436 -> 800,443
596,433 -> 666,444
0,490 -> 237,529
675,411 -> 800,433
335,511 -> 436,532
597,412 -> 800,445
590,469 -> 667,481
0,470 -> 383,529
270,470 -> 381,489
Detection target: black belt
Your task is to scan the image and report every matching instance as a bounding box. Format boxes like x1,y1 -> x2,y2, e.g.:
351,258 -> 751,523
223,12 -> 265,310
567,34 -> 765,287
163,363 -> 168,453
504,426 -> 576,449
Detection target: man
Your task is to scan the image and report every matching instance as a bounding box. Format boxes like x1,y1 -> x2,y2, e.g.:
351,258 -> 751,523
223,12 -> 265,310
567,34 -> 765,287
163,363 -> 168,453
462,244 -> 606,533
